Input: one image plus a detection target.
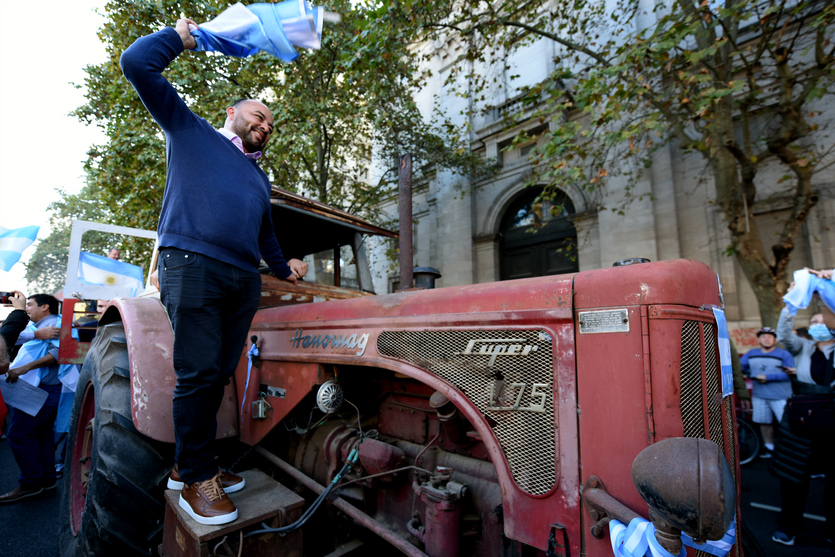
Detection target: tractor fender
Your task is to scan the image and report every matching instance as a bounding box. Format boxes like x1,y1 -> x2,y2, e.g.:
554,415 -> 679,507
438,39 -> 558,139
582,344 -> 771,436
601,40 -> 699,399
100,297 -> 239,443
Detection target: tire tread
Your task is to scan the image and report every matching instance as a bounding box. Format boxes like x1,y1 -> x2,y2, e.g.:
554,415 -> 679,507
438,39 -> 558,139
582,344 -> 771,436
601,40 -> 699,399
58,323 -> 172,557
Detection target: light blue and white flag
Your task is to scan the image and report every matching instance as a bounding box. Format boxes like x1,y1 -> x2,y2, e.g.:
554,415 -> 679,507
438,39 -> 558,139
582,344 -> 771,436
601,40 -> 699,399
7,318 -> 79,416
78,251 -> 144,295
190,1 -> 338,62
783,268 -> 835,315
55,332 -> 81,432
0,224 -> 39,271
681,519 -> 736,557
241,342 -> 259,425
711,307 -> 734,397
609,517 -> 735,557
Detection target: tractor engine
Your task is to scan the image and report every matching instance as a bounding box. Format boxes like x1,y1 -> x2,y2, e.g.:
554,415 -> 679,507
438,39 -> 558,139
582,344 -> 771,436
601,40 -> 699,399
279,377 -> 507,557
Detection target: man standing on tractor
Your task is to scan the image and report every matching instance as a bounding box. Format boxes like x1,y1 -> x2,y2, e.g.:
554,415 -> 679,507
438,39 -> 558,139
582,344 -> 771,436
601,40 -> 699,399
121,18 -> 308,526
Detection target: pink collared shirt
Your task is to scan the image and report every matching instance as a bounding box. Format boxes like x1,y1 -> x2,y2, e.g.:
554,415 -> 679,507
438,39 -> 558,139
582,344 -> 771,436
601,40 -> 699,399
217,127 -> 261,160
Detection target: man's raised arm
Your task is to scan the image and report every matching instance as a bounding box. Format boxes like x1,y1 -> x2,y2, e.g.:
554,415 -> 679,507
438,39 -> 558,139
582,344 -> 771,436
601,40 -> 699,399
120,19 -> 199,134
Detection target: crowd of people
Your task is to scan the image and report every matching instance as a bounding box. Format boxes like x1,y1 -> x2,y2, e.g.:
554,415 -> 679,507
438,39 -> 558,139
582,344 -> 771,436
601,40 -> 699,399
1,11 -> 833,543
0,291 -> 63,502
739,271 -> 835,548
0,254 -> 116,504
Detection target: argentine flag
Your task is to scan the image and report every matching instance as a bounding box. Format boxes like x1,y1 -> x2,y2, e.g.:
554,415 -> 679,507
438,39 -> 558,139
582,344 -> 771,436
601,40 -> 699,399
190,1 -> 338,62
609,516 -> 735,557
9,319 -> 78,416
783,268 -> 835,315
0,225 -> 39,272
78,251 -> 144,295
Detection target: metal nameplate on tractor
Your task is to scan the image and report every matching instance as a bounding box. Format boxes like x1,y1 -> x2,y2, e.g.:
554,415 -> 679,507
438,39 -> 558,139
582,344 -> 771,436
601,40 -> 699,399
578,309 -> 629,334
261,385 -> 287,399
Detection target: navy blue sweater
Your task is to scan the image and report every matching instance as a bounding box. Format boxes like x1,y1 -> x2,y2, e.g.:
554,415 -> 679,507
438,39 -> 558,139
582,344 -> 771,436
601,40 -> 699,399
120,27 -> 291,279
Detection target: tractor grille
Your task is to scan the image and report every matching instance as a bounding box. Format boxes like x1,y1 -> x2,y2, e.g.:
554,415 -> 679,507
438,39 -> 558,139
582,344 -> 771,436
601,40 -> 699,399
378,329 -> 556,495
679,320 -> 740,557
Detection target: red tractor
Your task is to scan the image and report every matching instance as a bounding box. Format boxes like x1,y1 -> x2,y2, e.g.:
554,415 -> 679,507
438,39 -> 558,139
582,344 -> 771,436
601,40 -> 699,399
56,188 -> 743,557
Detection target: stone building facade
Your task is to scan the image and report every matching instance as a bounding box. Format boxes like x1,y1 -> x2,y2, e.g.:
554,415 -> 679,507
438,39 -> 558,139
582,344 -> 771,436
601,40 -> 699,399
368,19 -> 835,348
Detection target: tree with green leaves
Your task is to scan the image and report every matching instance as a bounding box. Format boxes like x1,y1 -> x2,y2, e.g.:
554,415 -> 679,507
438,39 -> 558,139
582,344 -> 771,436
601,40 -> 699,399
74,0 -> 484,220
373,0 -> 835,325
24,182 -> 117,293
26,0 -> 489,293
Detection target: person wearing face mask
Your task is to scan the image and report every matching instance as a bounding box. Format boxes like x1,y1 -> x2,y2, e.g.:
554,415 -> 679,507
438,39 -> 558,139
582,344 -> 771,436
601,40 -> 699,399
739,327 -> 794,456
771,299 -> 835,547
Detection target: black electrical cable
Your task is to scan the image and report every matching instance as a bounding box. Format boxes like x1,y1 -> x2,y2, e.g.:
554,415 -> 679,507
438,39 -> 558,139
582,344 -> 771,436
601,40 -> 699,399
244,450 -> 358,538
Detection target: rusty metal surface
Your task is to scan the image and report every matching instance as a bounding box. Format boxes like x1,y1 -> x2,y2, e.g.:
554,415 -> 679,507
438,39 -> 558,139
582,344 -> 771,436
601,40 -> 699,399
581,476 -> 641,538
237,358 -> 325,446
572,262 -> 734,556
253,273 -> 575,326
574,304 -> 651,521
380,400 -> 428,443
650,311 -> 743,554
574,259 -> 720,309
270,186 -> 397,239
109,257 -> 734,555
112,297 -> 238,443
648,304 -> 717,321
259,274 -> 371,308
255,446 -> 430,557
398,154 -> 413,290
584,436 -> 736,557
632,437 -> 736,542
378,329 -> 557,497
247,275 -> 579,553
58,299 -> 91,365
357,437 -> 406,476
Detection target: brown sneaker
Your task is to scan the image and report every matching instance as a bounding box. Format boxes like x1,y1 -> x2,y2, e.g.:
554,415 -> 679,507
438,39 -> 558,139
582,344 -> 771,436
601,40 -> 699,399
0,484 -> 45,504
178,473 -> 238,525
168,463 -> 245,493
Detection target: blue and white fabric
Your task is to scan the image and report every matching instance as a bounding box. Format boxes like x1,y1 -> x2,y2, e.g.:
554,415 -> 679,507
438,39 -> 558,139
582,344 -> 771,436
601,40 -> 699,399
609,517 -> 735,557
191,1 -> 328,62
681,519 -> 736,556
711,308 -> 734,397
783,268 -> 835,315
241,342 -> 259,425
54,385 -> 77,434
8,317 -> 79,417
55,353 -> 80,433
0,224 -> 39,271
11,318 -> 77,388
78,251 -> 144,295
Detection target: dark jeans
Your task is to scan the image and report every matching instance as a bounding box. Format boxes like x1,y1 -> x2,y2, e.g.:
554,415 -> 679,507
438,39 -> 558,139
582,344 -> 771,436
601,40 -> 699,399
159,247 -> 261,485
7,383 -> 61,487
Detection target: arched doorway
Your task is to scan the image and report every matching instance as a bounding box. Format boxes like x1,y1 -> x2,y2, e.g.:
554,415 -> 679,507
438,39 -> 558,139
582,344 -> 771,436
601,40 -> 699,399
499,188 -> 579,280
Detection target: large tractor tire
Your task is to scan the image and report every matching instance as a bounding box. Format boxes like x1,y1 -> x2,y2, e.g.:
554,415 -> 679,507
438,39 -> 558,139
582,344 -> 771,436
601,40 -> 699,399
58,323 -> 173,556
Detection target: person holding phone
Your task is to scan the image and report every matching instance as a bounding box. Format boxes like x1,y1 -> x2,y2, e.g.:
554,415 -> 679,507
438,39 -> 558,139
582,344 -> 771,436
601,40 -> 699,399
0,294 -> 64,504
1,292 -> 59,361
740,326 -> 794,456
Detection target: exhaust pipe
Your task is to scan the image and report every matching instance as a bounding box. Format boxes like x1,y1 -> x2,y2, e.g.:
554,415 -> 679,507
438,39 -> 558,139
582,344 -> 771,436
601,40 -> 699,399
399,154 -> 413,290
414,267 -> 441,289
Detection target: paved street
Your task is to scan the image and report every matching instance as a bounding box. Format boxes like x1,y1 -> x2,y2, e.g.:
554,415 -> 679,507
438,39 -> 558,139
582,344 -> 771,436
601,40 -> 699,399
0,434 -> 59,557
0,433 -> 830,556
739,453 -> 831,556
